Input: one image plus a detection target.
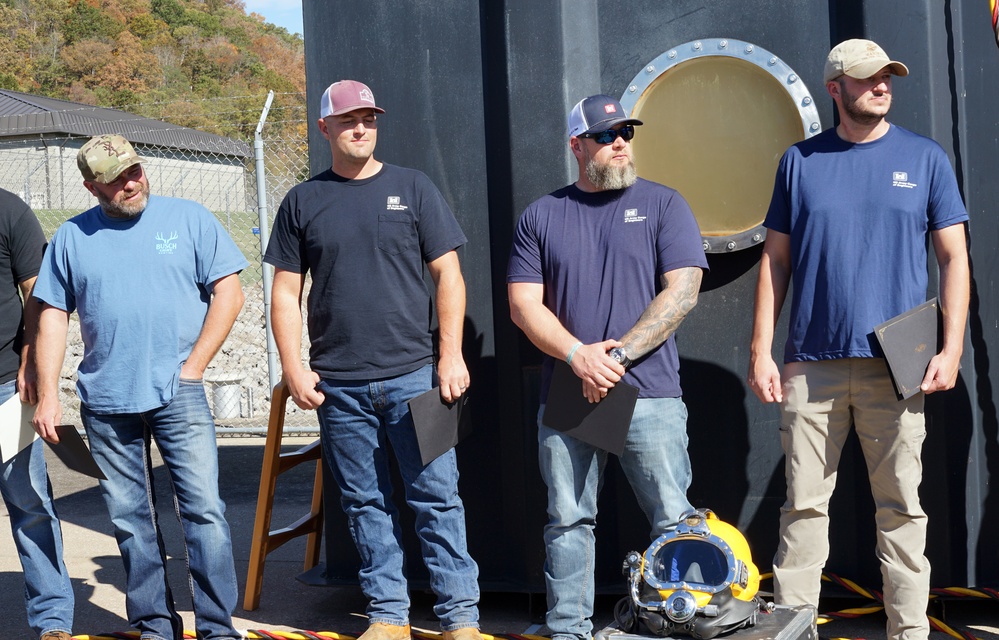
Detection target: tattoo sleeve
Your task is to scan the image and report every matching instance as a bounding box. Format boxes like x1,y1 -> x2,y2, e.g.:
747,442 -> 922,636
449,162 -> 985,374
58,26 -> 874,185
619,266 -> 703,361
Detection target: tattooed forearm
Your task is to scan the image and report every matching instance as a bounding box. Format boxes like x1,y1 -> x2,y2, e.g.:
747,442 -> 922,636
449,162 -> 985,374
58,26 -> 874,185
619,266 -> 702,360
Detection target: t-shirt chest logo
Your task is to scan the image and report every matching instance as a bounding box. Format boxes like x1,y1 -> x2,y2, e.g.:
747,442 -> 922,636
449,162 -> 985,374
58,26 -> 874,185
892,171 -> 917,189
624,208 -> 646,223
155,231 -> 179,254
386,196 -> 408,211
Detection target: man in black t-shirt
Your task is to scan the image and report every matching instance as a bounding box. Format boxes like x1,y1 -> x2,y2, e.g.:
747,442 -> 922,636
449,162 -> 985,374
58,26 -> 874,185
0,188 -> 75,640
265,80 -> 481,640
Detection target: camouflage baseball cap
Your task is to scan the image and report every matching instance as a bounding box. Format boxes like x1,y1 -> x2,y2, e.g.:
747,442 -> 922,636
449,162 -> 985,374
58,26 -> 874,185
77,134 -> 145,184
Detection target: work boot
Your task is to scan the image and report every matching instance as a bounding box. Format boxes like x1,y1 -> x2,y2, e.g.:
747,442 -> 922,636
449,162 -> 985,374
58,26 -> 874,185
443,628 -> 483,640
40,633 -> 73,640
359,623 -> 412,640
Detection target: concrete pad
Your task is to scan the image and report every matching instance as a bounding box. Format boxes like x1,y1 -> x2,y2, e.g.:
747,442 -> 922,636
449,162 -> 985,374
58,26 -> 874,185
0,435 -> 995,639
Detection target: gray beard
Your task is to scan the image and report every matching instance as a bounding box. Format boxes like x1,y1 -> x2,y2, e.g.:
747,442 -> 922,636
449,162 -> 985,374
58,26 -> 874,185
586,157 -> 638,191
98,187 -> 148,219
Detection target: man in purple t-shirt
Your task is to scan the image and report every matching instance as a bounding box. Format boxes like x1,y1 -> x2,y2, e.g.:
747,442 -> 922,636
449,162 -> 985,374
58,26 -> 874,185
507,94 -> 708,640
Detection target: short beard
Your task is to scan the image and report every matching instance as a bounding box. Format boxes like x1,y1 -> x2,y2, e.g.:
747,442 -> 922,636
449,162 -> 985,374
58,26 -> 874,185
838,79 -> 889,126
585,156 -> 638,191
98,180 -> 150,219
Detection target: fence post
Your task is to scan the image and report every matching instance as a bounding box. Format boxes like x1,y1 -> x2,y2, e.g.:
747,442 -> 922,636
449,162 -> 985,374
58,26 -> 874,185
255,90 -> 280,394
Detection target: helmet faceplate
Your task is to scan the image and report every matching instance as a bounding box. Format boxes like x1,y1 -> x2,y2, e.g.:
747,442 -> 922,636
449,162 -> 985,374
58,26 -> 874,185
625,509 -> 762,639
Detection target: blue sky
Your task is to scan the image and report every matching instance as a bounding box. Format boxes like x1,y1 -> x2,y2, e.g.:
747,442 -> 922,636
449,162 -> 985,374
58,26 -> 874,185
242,0 -> 304,37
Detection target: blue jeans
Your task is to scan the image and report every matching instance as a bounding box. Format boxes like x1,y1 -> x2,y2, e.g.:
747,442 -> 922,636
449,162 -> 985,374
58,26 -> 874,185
80,379 -> 239,640
538,397 -> 693,640
0,380 -> 74,637
316,364 -> 480,630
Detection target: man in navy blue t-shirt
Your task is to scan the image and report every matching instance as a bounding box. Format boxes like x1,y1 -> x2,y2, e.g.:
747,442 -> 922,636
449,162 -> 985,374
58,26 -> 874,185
508,94 -> 708,640
748,40 -> 969,640
265,80 -> 481,640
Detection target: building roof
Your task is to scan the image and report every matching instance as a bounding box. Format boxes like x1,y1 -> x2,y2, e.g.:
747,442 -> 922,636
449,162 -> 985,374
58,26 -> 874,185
0,90 -> 250,158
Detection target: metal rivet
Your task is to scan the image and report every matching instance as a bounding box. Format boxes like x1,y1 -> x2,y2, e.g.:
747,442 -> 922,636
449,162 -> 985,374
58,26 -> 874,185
752,233 -> 762,243
745,44 -> 754,54
719,40 -> 728,49
768,56 -> 777,66
668,50 -> 677,59
726,241 -> 737,251
802,96 -> 812,106
702,241 -> 710,251
629,85 -> 638,93
788,74 -> 798,84
809,122 -> 820,132
646,65 -> 655,74
693,42 -> 702,50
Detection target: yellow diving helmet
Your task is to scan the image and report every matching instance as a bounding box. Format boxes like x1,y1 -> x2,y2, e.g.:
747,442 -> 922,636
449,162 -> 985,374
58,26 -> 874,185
615,508 -> 762,639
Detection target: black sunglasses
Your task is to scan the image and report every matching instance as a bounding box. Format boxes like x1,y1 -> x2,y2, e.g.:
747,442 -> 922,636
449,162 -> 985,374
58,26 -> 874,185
581,125 -> 635,144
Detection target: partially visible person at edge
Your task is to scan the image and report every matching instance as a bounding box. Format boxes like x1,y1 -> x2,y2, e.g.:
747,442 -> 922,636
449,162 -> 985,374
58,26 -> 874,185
748,39 -> 970,640
32,134 -> 248,640
264,80 -> 482,640
507,94 -> 708,640
0,187 -> 75,640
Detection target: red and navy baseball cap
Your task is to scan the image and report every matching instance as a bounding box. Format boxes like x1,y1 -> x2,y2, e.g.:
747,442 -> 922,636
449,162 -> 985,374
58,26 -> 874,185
567,94 -> 643,138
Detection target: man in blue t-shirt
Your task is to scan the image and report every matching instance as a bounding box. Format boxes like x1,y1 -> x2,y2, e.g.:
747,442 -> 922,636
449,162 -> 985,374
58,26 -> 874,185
507,94 -> 708,640
265,80 -> 481,640
748,40 -> 970,640
32,134 -> 248,640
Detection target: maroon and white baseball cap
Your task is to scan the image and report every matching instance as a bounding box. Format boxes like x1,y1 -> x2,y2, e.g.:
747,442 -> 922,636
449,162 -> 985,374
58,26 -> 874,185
319,80 -> 386,117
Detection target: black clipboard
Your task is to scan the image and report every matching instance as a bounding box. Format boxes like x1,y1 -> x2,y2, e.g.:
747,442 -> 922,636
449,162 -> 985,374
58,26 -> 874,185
541,360 -> 638,456
873,298 -> 941,400
45,425 -> 106,480
409,388 -> 471,466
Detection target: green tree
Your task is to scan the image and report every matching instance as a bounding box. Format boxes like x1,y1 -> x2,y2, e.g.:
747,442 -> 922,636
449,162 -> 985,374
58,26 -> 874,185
63,1 -> 124,44
0,71 -> 18,90
151,0 -> 183,28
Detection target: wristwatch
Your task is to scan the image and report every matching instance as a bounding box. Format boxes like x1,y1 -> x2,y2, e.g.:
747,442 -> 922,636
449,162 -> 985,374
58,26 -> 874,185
609,347 -> 632,369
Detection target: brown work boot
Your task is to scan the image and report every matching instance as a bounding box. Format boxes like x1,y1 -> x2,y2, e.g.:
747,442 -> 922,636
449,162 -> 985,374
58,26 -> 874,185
359,623 -> 412,640
40,633 -> 73,640
443,628 -> 483,640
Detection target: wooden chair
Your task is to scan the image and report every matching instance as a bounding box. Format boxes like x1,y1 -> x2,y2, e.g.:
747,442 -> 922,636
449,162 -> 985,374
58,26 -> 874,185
243,379 -> 324,611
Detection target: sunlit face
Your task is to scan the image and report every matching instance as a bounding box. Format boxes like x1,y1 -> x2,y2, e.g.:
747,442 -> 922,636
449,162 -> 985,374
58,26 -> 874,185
319,108 -> 378,164
85,163 -> 150,218
574,124 -> 638,191
833,67 -> 893,126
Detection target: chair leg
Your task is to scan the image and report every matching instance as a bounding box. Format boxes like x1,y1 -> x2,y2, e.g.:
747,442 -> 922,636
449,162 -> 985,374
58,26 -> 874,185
304,458 -> 324,571
243,380 -> 291,612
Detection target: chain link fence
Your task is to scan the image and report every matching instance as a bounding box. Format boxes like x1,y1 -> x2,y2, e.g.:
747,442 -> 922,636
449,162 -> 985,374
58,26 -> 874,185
0,93 -> 318,431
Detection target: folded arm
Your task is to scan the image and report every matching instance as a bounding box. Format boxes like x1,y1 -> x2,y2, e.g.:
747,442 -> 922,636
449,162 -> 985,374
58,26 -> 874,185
509,281 -> 623,403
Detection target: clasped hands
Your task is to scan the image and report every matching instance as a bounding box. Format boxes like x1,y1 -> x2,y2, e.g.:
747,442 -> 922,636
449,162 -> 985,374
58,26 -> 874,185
569,339 -> 626,404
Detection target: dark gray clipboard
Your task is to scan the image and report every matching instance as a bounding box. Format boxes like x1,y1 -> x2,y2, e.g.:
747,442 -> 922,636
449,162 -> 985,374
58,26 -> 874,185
409,388 -> 471,466
873,298 -> 941,400
541,360 -> 638,456
45,425 -> 106,479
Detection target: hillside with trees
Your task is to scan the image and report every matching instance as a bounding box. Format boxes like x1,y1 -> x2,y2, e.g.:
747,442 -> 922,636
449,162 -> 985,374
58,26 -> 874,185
0,0 -> 306,141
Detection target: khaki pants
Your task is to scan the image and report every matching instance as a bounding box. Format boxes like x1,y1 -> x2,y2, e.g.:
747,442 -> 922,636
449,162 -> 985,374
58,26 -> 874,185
773,358 -> 930,640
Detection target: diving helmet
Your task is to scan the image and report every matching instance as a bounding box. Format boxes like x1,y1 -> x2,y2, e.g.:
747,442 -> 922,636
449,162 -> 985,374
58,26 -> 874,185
616,508 -> 762,639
